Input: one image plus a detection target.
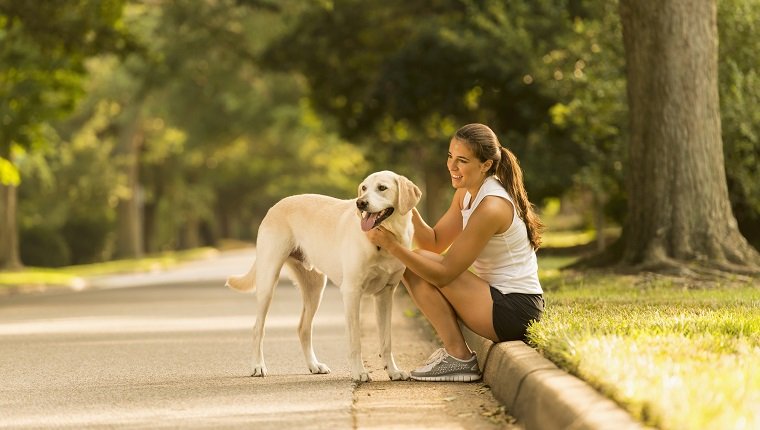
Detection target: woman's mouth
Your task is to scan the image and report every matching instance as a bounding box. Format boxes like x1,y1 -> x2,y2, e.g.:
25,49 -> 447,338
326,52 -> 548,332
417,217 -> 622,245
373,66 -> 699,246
451,174 -> 463,180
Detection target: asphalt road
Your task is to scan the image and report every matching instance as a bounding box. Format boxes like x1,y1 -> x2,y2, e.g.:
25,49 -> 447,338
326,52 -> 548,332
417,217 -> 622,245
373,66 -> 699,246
0,249 -> 518,429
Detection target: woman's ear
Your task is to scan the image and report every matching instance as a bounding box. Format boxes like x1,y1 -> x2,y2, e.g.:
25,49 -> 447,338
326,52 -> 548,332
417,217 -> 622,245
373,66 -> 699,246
481,160 -> 493,173
395,174 -> 422,215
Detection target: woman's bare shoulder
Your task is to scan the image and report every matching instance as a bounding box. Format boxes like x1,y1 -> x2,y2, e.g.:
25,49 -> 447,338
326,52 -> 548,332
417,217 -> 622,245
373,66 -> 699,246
471,195 -> 514,232
452,188 -> 468,210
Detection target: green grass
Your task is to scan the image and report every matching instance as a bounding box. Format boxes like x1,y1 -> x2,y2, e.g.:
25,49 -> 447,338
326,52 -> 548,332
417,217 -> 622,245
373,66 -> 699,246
540,229 -> 597,248
0,247 -> 217,289
540,227 -> 621,249
532,256 -> 760,430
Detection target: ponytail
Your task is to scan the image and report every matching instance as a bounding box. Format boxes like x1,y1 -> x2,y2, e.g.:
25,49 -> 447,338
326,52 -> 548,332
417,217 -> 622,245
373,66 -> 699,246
454,123 -> 543,250
496,147 -> 544,250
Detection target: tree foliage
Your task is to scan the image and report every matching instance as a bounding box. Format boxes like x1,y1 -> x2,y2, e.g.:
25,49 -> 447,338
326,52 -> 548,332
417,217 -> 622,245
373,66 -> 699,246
718,0 -> 760,247
261,0 -> 599,217
3,0 -> 760,267
0,0 -> 130,268
14,0 -> 367,264
0,0 -> 131,154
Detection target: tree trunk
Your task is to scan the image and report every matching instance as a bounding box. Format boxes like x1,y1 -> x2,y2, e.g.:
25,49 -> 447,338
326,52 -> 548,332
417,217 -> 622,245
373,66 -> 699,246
593,190 -> 606,253
421,168 -> 449,222
0,146 -> 22,269
619,0 -> 760,274
114,110 -> 144,260
415,143 -> 452,222
180,216 -> 201,250
0,183 -> 21,269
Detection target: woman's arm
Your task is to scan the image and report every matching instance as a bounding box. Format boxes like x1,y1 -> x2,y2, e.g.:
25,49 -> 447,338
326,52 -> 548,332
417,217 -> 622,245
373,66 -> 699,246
370,196 -> 512,287
412,189 -> 467,253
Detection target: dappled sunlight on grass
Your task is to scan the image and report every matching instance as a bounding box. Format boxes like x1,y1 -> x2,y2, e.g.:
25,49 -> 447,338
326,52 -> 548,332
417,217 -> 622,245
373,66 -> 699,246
537,256 -> 578,284
529,264 -> 760,429
569,335 -> 760,430
0,270 -> 81,288
0,247 -> 217,288
540,230 -> 596,248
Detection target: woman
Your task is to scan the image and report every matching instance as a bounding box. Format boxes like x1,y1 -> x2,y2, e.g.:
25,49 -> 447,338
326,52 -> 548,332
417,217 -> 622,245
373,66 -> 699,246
366,123 -> 544,382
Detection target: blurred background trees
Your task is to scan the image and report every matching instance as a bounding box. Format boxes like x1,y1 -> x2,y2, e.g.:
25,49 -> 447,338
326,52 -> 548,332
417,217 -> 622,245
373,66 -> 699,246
1,0 -> 758,270
0,0 -> 132,268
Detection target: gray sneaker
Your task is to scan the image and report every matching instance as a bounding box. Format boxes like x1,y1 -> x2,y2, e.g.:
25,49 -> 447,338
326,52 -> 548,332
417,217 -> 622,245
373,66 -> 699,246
410,348 -> 482,382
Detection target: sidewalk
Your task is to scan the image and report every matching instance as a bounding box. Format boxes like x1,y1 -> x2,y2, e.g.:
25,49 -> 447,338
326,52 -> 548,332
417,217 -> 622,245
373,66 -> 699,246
462,327 -> 646,430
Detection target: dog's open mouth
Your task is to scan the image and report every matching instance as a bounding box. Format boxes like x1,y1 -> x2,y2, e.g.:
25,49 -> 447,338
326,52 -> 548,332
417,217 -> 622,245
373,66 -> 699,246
360,207 -> 395,232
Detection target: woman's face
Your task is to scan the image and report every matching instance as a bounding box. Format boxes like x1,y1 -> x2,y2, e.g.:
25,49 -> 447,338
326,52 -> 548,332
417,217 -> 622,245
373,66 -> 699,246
447,138 -> 491,190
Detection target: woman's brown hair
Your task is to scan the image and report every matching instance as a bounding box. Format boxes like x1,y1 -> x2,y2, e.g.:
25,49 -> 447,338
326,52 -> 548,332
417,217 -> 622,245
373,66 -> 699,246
454,123 -> 544,249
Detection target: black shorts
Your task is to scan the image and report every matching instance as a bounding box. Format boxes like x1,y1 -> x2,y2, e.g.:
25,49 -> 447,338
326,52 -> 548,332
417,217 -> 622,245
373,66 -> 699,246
489,287 -> 544,342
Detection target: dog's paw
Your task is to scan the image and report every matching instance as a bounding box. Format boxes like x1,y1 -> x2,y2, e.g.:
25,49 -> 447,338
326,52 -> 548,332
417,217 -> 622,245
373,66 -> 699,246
308,362 -> 331,374
387,369 -> 410,381
251,365 -> 268,377
352,372 -> 372,382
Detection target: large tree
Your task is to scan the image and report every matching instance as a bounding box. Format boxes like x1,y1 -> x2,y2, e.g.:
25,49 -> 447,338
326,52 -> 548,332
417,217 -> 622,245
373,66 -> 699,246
617,0 -> 760,274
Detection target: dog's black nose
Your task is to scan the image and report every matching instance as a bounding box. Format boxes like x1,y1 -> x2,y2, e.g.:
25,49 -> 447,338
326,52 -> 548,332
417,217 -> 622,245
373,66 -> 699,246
356,199 -> 368,210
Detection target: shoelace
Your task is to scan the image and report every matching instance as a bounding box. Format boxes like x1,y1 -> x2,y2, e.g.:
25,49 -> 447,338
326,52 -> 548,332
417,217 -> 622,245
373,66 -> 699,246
423,348 -> 447,365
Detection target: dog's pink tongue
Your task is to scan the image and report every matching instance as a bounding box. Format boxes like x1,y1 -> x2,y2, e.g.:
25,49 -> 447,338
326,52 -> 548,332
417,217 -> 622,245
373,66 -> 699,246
361,212 -> 378,232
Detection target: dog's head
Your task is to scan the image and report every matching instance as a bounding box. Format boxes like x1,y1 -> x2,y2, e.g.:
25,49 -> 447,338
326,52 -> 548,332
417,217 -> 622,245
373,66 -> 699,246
356,171 -> 422,232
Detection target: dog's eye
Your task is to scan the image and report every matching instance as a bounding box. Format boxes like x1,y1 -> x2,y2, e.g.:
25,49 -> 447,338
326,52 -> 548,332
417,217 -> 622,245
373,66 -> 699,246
378,185 -> 387,191
361,185 -> 367,192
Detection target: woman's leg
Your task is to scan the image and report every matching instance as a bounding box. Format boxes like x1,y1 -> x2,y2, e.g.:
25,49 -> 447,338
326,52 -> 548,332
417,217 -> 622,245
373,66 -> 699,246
402,250 -> 499,360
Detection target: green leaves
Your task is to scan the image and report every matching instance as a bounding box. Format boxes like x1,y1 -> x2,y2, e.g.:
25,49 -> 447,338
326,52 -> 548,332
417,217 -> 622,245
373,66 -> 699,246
6,0 -> 760,264
0,155 -> 19,186
0,0 -> 130,152
718,0 -> 760,245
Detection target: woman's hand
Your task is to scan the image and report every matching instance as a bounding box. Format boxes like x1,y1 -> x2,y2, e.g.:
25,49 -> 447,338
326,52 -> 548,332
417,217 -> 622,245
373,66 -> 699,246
365,225 -> 399,250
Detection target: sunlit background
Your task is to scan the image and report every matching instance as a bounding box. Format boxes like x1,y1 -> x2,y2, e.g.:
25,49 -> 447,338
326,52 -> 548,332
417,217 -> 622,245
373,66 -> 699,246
1,0 -> 758,269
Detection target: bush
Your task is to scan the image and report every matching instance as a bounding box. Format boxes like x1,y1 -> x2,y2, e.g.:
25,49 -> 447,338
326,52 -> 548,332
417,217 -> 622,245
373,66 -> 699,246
19,225 -> 71,267
61,214 -> 114,265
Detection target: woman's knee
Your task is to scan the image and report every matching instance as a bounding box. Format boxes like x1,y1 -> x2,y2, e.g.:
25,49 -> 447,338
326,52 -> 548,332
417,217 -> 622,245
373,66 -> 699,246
402,249 -> 443,295
402,268 -> 436,296
402,268 -> 423,292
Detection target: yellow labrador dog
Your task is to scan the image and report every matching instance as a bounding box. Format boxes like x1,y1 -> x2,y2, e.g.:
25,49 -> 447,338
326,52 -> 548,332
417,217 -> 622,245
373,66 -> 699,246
226,171 -> 421,382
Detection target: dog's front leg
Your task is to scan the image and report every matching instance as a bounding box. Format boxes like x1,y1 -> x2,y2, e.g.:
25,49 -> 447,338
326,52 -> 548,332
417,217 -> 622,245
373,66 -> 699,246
341,288 -> 370,382
375,285 -> 409,381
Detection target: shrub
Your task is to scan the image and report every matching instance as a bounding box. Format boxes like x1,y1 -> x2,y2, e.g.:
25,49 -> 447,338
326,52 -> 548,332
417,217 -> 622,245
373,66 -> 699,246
19,225 -> 71,267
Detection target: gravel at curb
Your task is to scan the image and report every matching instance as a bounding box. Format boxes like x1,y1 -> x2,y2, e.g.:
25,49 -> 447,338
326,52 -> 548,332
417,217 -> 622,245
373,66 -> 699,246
462,326 -> 648,430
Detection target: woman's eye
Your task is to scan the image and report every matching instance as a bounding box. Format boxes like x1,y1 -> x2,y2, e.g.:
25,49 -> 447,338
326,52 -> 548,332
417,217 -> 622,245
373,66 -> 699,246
378,185 -> 387,191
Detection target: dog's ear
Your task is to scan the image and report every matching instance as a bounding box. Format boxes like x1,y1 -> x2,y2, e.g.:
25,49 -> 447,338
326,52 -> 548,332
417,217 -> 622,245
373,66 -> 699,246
395,174 -> 422,215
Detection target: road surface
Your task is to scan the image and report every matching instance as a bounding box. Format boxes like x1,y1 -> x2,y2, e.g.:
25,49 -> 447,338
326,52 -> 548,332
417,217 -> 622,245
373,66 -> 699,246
0,249 -> 518,429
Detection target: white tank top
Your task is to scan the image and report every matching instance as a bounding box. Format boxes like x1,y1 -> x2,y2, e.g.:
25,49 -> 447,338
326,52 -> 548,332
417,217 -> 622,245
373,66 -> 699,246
461,176 -> 542,295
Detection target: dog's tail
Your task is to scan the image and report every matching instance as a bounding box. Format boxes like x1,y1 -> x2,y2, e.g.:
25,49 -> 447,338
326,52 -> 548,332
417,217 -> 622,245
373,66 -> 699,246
225,261 -> 256,293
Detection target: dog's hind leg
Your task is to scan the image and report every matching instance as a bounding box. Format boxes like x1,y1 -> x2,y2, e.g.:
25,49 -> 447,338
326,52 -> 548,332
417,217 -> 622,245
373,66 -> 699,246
286,260 -> 330,375
248,229 -> 292,377
374,285 -> 409,381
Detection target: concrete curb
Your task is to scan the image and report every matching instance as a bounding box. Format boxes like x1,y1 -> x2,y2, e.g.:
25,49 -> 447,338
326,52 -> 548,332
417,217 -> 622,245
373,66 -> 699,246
462,327 -> 646,430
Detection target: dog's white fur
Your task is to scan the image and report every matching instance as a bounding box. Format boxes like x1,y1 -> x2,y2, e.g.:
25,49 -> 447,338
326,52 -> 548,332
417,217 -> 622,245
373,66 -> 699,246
226,171 -> 421,382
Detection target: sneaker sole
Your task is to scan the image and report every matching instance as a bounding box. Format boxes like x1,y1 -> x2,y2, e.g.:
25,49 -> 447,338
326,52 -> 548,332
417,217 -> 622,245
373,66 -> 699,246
410,373 -> 482,382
